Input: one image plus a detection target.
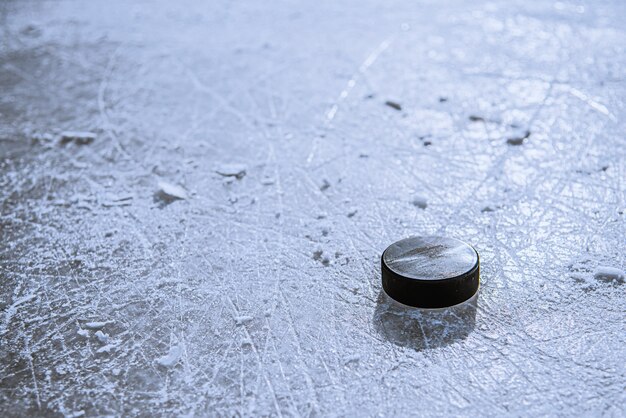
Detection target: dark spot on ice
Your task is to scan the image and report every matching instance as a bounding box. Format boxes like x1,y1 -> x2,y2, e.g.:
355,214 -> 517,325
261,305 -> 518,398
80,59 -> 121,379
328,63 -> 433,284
59,131 -> 96,145
506,130 -> 531,146
593,266 -> 625,285
411,196 -> 427,209
153,192 -> 179,207
215,164 -> 247,180
481,206 -> 496,213
155,181 -> 187,203
31,132 -> 54,144
321,228 -> 329,237
104,231 -> 114,238
468,115 -> 484,122
365,93 -> 375,99
313,250 -> 330,266
155,182 -> 188,206
335,251 -> 342,259
20,24 -> 41,37
275,213 -> 281,219
439,97 -> 448,102
320,179 -> 331,191
600,165 -> 609,172
385,101 -> 402,111
423,141 -> 432,146
359,153 -> 369,158
347,210 -> 357,218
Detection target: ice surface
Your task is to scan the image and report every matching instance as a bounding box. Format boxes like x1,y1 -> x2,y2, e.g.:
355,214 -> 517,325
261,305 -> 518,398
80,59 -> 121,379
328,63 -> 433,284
1,0 -> 625,416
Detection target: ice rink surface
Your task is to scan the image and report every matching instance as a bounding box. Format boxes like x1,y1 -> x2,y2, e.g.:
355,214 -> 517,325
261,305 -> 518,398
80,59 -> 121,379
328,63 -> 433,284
1,0 -> 625,416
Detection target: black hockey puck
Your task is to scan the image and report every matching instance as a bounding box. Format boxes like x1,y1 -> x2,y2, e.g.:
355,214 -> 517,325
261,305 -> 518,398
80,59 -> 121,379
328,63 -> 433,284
381,236 -> 479,308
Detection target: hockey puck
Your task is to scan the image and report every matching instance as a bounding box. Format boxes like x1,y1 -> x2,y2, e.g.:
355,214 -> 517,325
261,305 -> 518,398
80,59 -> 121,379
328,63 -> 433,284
381,236 -> 479,308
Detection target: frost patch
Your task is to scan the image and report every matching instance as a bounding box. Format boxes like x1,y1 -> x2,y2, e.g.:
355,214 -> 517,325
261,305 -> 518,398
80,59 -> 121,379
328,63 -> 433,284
156,345 -> 182,368
96,344 -> 117,354
234,315 -> 254,325
344,354 -> 361,364
157,181 -> 188,200
83,321 -> 110,330
94,330 -> 109,344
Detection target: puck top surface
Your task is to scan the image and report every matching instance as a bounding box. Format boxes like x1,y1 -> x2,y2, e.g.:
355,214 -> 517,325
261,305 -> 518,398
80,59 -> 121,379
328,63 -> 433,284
383,236 -> 478,281
381,236 -> 479,308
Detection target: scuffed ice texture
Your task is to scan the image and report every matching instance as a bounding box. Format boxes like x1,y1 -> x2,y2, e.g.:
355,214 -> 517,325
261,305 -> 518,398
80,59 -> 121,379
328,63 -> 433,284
383,236 -> 478,280
0,0 -> 625,416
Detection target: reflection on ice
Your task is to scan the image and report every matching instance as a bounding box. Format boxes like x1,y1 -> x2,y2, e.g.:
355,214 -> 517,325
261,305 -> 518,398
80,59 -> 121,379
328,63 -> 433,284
373,291 -> 477,351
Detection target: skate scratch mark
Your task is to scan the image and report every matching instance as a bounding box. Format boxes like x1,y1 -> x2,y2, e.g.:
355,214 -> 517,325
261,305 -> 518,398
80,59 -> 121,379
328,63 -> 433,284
1,294 -> 36,337
23,331 -> 41,409
325,38 -> 393,122
307,37 -> 394,165
566,87 -> 615,121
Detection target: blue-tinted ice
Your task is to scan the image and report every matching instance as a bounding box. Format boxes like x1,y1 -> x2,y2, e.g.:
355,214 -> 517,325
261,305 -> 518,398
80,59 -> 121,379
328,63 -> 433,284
1,0 -> 625,416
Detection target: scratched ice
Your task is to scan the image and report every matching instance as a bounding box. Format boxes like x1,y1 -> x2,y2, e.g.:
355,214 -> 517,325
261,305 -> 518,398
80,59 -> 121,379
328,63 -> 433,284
1,0 -> 625,416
